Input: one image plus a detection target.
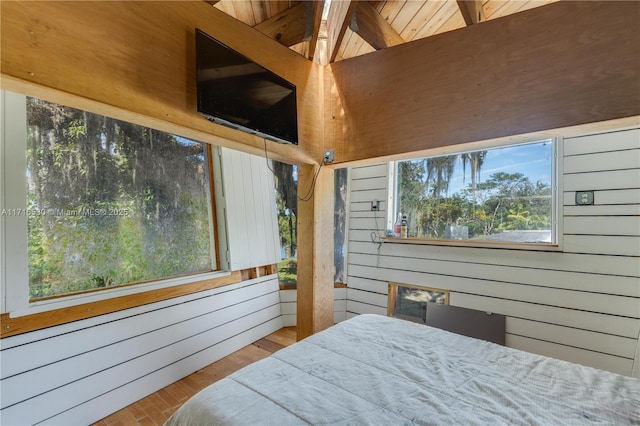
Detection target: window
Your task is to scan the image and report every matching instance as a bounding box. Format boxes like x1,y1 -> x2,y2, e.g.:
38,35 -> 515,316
388,282 -> 449,324
392,140 -> 556,245
2,92 -> 220,310
272,160 -> 297,287
271,164 -> 349,288
334,168 -> 348,283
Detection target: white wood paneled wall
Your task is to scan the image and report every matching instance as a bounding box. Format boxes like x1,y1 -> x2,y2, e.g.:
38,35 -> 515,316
344,128 -> 640,377
279,287 -> 347,327
218,147 -> 281,270
0,276 -> 283,425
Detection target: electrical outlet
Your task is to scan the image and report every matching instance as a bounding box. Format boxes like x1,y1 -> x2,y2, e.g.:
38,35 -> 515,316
371,200 -> 380,211
575,191 -> 594,205
323,149 -> 334,163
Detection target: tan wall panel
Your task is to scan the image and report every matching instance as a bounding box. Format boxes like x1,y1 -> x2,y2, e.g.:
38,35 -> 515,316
328,1 -> 640,163
0,1 -> 322,165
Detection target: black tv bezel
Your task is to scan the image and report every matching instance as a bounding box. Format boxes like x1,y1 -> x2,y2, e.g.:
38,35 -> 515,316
195,28 -> 299,145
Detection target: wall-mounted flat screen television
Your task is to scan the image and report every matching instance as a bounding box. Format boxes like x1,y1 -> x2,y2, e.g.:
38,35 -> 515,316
195,28 -> 298,145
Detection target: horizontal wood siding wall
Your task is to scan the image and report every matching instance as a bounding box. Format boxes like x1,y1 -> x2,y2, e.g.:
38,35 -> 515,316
346,163 -> 390,322
0,276 -> 283,425
279,288 -> 347,327
345,128 -> 640,377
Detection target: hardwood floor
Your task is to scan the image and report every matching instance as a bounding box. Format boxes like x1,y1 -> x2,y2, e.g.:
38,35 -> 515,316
92,327 -> 297,426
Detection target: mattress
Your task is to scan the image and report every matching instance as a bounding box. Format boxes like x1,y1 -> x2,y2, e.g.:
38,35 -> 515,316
165,314 -> 640,425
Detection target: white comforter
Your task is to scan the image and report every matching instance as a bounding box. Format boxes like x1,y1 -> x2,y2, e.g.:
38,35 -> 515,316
165,314 -> 640,425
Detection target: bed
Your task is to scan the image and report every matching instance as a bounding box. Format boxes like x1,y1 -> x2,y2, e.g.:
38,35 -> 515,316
165,314 -> 640,425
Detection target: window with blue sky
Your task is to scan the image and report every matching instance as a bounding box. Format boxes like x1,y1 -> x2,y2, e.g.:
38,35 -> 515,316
393,140 -> 555,244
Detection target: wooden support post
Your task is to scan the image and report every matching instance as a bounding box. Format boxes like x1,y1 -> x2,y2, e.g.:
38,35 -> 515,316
296,164 -> 335,340
457,0 -> 486,26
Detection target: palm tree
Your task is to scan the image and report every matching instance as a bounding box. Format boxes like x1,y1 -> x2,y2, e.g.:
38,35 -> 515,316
461,150 -> 487,204
423,155 -> 456,236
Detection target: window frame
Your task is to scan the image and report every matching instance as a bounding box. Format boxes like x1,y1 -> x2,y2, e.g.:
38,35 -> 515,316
1,91 -> 230,317
386,138 -> 563,251
388,282 -> 450,324
334,167 -> 350,284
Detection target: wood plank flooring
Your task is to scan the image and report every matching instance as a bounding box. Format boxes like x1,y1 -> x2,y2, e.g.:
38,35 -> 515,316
92,327 -> 297,426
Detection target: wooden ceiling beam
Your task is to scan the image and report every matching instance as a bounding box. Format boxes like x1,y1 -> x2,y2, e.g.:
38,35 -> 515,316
203,1 -> 221,5
457,0 -> 486,25
307,0 -> 325,61
326,0 -> 357,63
253,0 -> 324,60
349,1 -> 404,50
254,2 -> 307,47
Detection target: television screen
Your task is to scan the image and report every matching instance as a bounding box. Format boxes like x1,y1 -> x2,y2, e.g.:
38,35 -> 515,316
196,29 -> 298,145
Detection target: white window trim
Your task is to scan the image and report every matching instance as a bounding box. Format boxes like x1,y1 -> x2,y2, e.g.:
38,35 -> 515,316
9,270 -> 232,317
386,160 -> 397,232
1,90 -> 230,318
2,90 -> 29,314
385,138 -> 564,252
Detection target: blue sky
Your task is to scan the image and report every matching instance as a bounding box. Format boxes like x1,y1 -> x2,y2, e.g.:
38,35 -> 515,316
446,140 -> 553,195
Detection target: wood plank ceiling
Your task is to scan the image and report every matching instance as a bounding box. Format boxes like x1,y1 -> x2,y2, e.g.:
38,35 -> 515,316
208,0 -> 557,64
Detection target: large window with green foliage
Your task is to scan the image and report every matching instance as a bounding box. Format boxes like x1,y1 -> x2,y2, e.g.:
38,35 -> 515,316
394,140 -> 555,244
271,164 -> 348,287
272,161 -> 297,287
24,97 -> 216,300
